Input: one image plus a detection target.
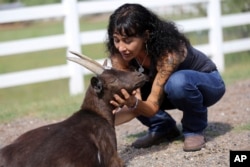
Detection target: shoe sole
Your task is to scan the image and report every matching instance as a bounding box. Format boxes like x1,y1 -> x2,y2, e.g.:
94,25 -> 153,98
183,143 -> 206,152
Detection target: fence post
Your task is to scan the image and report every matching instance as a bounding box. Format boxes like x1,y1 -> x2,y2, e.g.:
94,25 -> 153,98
207,0 -> 224,72
63,0 -> 83,95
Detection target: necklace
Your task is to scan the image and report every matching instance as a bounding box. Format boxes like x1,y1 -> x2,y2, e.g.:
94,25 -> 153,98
135,55 -> 147,73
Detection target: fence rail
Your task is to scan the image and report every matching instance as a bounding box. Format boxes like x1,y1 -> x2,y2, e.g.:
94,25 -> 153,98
0,0 -> 250,95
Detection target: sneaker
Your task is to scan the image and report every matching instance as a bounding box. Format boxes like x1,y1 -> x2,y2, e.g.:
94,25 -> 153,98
132,126 -> 180,148
183,134 -> 206,152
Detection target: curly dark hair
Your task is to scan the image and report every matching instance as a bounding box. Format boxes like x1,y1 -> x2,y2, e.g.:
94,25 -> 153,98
106,3 -> 190,75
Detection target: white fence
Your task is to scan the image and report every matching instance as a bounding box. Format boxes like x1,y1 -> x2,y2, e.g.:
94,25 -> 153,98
0,0 -> 250,95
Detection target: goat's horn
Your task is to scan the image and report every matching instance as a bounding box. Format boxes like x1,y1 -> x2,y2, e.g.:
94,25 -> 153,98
67,51 -> 104,75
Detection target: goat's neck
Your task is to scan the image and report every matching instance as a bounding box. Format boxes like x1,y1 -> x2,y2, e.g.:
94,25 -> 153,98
80,88 -> 115,126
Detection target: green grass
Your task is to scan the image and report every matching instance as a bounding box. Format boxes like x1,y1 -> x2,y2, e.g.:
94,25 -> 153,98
0,17 -> 250,125
0,75 -> 93,123
0,16 -> 108,74
223,51 -> 250,84
0,48 -> 67,73
0,17 -> 107,122
229,121 -> 250,134
0,91 -> 80,122
0,43 -> 106,73
0,15 -> 108,42
235,123 -> 250,131
0,21 -> 64,42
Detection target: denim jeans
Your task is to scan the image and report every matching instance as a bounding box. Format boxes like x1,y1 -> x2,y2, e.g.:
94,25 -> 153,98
137,70 -> 225,136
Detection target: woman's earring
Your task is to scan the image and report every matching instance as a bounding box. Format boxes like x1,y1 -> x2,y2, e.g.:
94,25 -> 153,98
145,43 -> 148,55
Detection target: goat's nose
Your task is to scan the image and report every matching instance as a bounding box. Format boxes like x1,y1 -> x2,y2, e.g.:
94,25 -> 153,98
137,72 -> 142,76
136,72 -> 149,81
136,72 -> 144,77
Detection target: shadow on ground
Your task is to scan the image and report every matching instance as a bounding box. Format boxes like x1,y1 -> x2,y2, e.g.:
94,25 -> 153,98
119,121 -> 233,164
205,121 -> 233,141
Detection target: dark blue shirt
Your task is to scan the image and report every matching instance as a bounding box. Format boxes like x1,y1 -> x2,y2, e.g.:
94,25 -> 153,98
178,46 -> 217,72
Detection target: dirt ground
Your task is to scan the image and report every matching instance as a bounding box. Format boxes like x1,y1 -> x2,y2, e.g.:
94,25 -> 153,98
0,79 -> 249,167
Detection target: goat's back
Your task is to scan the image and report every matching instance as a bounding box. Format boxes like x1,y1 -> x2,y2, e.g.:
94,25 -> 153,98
0,110 -> 122,167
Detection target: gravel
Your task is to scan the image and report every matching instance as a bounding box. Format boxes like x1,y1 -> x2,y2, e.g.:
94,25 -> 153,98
1,79 -> 249,167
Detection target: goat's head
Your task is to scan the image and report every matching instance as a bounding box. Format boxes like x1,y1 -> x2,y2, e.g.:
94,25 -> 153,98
67,51 -> 148,101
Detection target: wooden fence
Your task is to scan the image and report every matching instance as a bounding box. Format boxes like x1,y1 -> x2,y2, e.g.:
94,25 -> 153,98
0,0 -> 250,95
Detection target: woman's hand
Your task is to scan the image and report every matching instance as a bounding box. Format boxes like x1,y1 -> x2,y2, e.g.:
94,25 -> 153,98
110,89 -> 137,109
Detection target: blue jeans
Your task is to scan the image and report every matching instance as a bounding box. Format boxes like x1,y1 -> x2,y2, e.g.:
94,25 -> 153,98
137,70 -> 225,136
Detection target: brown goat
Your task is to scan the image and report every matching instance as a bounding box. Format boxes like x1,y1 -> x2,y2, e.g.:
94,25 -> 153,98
0,51 -> 147,167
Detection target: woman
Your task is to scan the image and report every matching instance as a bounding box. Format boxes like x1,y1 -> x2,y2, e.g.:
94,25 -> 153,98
106,3 -> 225,152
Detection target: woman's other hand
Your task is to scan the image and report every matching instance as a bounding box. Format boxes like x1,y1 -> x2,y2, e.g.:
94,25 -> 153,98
110,89 -> 137,108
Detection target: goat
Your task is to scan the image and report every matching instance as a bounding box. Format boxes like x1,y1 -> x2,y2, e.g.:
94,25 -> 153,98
0,51 -> 147,167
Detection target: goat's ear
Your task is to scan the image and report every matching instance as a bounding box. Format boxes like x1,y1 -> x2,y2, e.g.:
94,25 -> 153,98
90,77 -> 103,94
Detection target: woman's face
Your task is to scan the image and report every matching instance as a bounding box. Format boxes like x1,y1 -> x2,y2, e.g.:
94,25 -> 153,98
113,33 -> 145,62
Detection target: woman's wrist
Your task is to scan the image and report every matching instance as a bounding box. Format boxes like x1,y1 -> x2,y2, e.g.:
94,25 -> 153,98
129,97 -> 139,110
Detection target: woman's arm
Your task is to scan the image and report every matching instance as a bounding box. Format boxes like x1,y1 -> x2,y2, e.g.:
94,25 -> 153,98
137,50 -> 187,116
114,106 -> 139,125
134,54 -> 177,117
112,51 -> 185,117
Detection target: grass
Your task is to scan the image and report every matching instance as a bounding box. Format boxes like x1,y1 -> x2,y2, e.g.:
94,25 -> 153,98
0,76 -> 93,123
0,43 -> 106,73
0,16 -> 250,124
0,17 -> 108,122
0,15 -> 109,42
223,51 -> 250,84
0,21 -> 64,42
235,123 -> 250,131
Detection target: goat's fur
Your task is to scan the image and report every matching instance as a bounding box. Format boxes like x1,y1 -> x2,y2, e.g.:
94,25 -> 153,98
0,64 -> 147,167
